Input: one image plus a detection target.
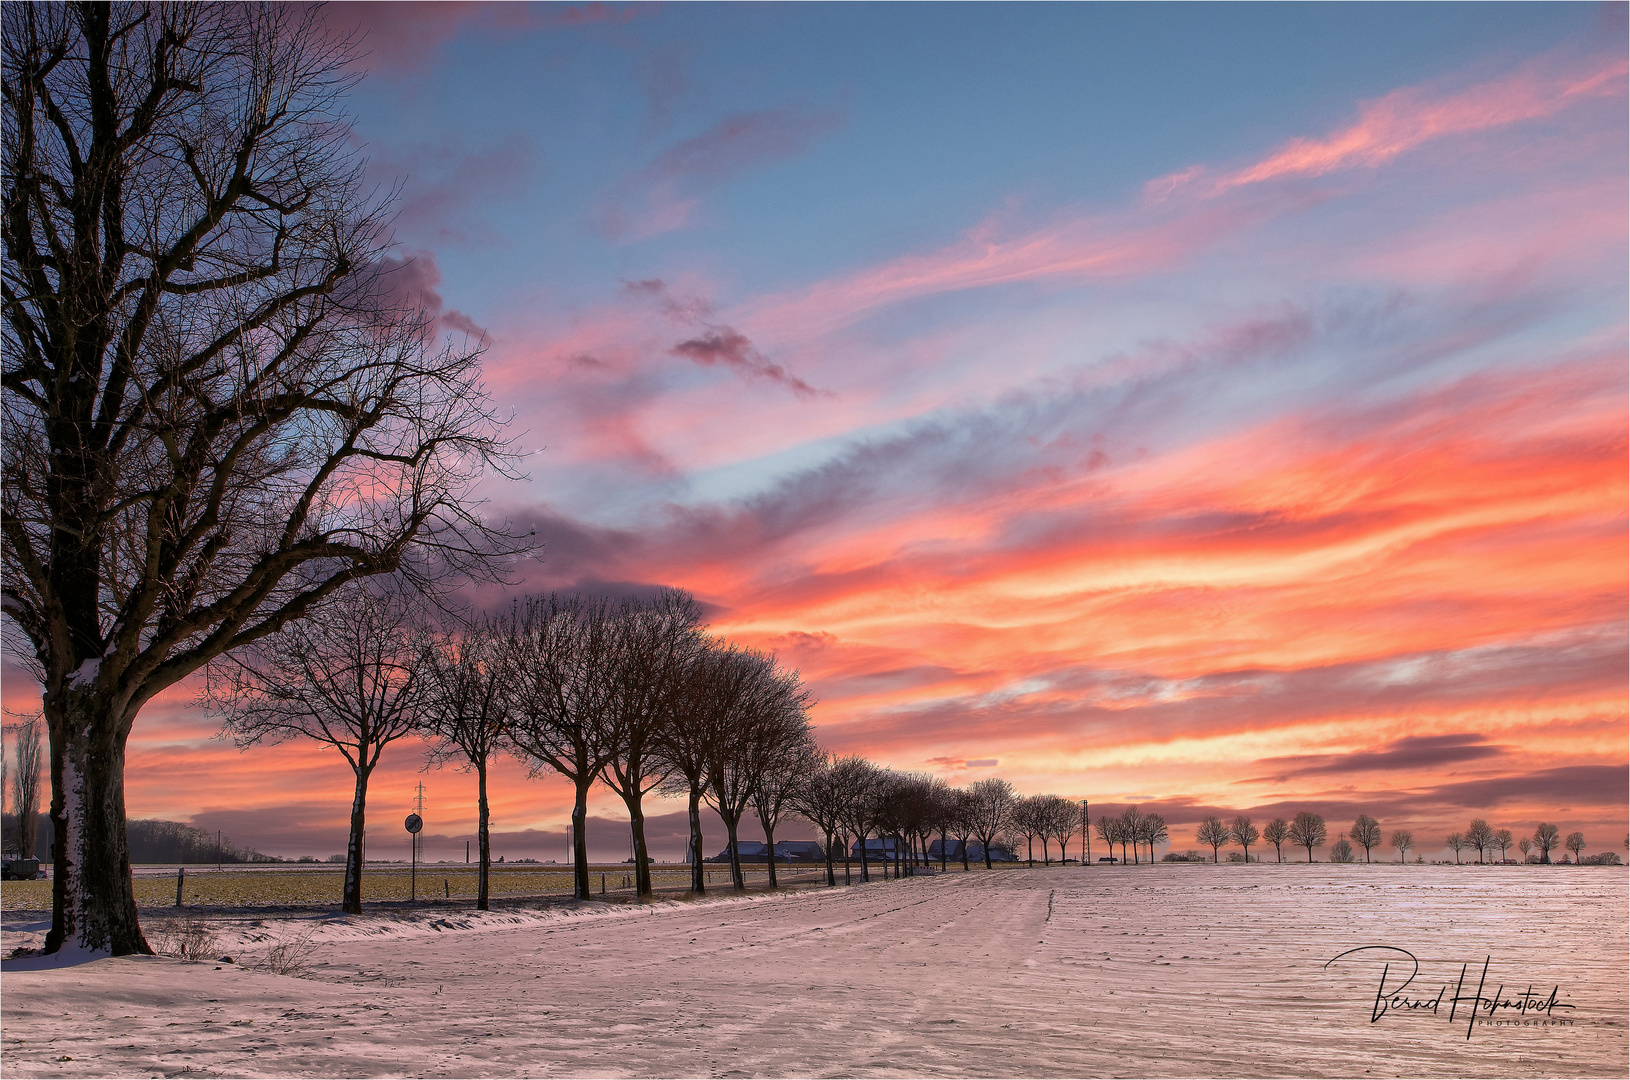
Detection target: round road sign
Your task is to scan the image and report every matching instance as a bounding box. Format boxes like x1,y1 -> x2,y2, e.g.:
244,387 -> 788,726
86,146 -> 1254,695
404,813 -> 423,834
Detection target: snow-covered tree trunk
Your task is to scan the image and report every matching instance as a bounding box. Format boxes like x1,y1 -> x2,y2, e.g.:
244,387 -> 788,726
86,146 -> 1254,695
343,768 -> 374,916
44,691 -> 147,956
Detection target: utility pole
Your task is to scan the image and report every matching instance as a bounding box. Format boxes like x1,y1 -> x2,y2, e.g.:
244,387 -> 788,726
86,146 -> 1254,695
1081,800 -> 1089,865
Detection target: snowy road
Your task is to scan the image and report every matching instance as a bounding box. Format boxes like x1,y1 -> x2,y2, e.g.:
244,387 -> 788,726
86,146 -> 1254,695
3,865 -> 1625,1077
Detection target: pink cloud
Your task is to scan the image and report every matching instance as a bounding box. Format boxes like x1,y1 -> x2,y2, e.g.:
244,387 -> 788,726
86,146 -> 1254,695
744,199 -> 1264,343
374,250 -> 485,341
1148,51 -> 1627,197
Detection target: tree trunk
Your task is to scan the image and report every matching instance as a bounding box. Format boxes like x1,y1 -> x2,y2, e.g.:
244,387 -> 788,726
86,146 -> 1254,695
623,792 -> 653,897
859,832 -> 870,882
342,762 -> 373,916
688,787 -> 706,894
823,829 -> 836,886
762,815 -> 778,889
723,812 -> 745,889
44,698 -> 149,955
571,779 -> 593,899
476,759 -> 491,911
841,830 -> 851,884
1027,835 -> 1034,867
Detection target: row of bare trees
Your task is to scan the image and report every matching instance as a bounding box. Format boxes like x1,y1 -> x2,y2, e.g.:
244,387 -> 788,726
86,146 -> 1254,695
1093,806 -> 1169,864
1179,811 -> 1603,865
205,585 -> 815,913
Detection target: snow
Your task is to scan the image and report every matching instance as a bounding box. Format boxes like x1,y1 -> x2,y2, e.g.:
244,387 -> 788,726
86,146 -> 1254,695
68,658 -> 98,688
3,865 -> 1625,1077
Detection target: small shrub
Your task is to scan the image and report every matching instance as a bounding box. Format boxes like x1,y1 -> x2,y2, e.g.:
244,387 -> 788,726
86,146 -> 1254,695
1161,850 -> 1206,862
150,916 -> 219,962
260,925 -> 320,976
1329,839 -> 1356,863
1581,852 -> 1622,866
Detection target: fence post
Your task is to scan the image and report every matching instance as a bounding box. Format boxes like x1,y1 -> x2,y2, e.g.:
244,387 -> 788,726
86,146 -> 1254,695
175,866 -> 184,908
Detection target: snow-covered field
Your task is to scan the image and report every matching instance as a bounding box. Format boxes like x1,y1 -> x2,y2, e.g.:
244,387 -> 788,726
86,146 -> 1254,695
2,865 -> 1624,1078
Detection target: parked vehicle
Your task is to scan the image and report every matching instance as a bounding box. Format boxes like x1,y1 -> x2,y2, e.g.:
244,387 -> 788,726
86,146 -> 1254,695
1,858 -> 43,880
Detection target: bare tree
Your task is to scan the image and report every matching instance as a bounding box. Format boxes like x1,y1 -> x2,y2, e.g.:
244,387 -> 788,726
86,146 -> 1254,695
1262,818 -> 1289,863
1446,832 -> 1465,864
7,712 -> 43,859
1119,806 -> 1145,865
1329,835 -> 1356,863
1196,816 -> 1230,863
751,704 -> 817,890
1140,812 -> 1168,865
1011,796 -> 1044,867
1046,796 -> 1078,865
1094,814 -> 1121,863
789,751 -> 846,887
206,584 -> 429,914
1564,832 -> 1586,863
656,637 -> 734,893
600,590 -> 703,898
506,595 -> 618,901
1349,815 -> 1381,863
947,788 -> 978,871
1287,812 -> 1327,862
1390,829 -> 1413,863
966,777 -> 1017,869
1466,818 -> 1496,865
1494,828 -> 1513,862
914,775 -> 954,874
1517,836 -> 1532,862
419,616 -> 511,910
706,649 -> 805,889
1230,815 -> 1259,863
2,4 -> 522,955
1532,823 -> 1561,864
833,756 -> 885,882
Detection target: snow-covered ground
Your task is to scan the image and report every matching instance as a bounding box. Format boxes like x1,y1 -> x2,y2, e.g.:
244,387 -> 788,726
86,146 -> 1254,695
2,865 -> 1624,1078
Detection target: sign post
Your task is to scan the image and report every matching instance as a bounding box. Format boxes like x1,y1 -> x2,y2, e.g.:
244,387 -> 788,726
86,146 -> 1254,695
405,813 -> 423,901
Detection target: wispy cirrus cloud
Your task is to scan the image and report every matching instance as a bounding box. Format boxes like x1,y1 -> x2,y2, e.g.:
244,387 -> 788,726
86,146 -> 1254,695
1148,50 -> 1628,198
594,105 -> 843,241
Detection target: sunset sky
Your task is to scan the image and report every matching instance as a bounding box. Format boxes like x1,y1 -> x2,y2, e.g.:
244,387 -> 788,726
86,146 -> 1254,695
6,2 -> 1625,864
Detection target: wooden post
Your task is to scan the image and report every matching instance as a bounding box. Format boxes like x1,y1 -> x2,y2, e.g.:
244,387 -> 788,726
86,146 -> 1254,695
175,866 -> 184,907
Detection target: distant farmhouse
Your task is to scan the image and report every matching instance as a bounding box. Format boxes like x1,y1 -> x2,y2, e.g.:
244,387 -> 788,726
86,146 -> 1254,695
707,840 -> 826,863
928,839 -> 1018,863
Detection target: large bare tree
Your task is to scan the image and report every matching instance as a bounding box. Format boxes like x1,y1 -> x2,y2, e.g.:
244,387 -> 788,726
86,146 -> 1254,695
1,4 -> 519,954
1351,814 -> 1382,863
599,589 -> 702,898
705,648 -> 807,890
965,777 -> 1016,869
420,615 -> 511,910
1262,817 -> 1289,863
656,637 -> 733,893
750,708 -> 816,889
1287,811 -> 1327,863
506,595 -> 617,901
833,755 -> 885,882
206,583 -> 430,915
789,751 -> 846,886
1196,815 -> 1230,863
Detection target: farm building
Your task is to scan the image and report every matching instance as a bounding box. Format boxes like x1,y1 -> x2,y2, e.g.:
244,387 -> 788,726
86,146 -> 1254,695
706,840 -> 827,863
927,839 -> 1018,863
